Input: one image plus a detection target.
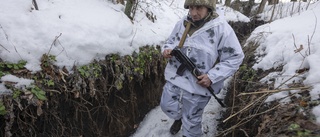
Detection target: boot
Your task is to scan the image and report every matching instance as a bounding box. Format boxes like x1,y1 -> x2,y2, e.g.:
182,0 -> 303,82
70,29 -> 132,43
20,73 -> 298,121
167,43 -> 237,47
170,119 -> 182,135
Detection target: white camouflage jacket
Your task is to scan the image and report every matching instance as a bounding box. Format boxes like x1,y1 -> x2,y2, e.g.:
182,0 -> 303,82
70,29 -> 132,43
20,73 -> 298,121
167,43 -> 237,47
161,14 -> 244,96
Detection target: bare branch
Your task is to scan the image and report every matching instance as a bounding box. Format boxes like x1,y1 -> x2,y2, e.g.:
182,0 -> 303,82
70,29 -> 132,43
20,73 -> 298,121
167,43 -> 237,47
0,24 -> 22,59
0,43 -> 10,52
32,0 -> 39,10
308,11 -> 318,55
45,33 -> 68,58
292,34 -> 305,58
238,86 -> 311,96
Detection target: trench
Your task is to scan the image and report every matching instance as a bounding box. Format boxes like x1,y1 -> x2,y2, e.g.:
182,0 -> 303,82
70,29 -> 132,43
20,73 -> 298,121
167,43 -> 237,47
0,19 -> 265,137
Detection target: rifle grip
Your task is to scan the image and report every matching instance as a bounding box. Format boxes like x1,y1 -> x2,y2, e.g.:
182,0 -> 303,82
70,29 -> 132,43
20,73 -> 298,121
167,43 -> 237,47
177,64 -> 187,76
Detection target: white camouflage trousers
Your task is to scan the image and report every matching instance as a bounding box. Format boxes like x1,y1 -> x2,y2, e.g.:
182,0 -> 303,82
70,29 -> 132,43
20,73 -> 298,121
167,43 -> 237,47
160,82 -> 211,137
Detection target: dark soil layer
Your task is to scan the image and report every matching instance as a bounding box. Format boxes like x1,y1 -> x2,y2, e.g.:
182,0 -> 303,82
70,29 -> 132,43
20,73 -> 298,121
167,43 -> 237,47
229,19 -> 265,44
0,46 -> 166,137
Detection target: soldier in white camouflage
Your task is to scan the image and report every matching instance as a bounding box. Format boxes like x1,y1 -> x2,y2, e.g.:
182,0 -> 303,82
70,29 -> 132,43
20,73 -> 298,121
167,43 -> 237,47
161,0 -> 244,136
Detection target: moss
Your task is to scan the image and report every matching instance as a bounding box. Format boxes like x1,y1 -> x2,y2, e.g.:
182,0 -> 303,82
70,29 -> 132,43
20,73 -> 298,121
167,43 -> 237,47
0,101 -> 6,115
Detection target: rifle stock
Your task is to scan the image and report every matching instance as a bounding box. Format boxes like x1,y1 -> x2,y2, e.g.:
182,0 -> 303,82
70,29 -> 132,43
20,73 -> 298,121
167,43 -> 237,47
170,47 -> 226,107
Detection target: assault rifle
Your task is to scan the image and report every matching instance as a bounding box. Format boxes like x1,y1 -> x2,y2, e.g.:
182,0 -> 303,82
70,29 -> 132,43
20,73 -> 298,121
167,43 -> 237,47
170,47 -> 226,107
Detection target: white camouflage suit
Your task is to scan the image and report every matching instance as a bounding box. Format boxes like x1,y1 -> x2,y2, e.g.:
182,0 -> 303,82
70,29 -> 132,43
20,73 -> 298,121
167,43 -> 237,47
160,9 -> 244,137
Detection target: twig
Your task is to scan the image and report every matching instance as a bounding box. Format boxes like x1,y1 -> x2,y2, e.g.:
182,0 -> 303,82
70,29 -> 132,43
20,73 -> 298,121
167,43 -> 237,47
131,0 -> 139,20
0,24 -> 22,59
80,96 -> 93,106
223,93 -> 269,123
231,74 -> 238,114
169,0 -> 175,6
47,89 -> 61,94
115,94 -> 128,103
292,34 -> 305,58
59,69 -> 68,83
32,0 -> 39,10
218,103 -> 281,136
0,43 -> 9,52
276,73 -> 298,89
0,24 -> 8,40
269,4 -> 276,23
0,24 -> 10,52
130,29 -> 137,46
308,11 -> 317,55
219,113 -> 257,136
48,33 -> 62,55
238,86 -> 311,96
291,2 -> 295,17
240,128 -> 250,137
55,35 -> 67,57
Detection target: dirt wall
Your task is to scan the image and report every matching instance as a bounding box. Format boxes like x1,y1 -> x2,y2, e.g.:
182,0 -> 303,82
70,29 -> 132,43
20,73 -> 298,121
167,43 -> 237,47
0,46 -> 166,137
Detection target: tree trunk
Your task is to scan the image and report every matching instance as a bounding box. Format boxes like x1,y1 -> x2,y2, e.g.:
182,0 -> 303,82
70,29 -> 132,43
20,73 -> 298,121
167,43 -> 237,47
124,0 -> 134,19
230,0 -> 241,11
243,0 -> 255,16
269,0 -> 279,4
117,0 -> 124,5
32,0 -> 39,10
257,0 -> 268,14
225,0 -> 232,6
269,4 -> 276,22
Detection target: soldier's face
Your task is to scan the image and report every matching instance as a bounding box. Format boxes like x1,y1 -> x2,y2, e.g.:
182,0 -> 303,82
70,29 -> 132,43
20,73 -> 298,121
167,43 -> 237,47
189,5 -> 209,22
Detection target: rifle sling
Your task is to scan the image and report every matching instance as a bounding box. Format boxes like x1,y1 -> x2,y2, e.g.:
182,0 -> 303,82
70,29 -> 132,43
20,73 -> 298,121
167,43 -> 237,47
178,21 -> 191,48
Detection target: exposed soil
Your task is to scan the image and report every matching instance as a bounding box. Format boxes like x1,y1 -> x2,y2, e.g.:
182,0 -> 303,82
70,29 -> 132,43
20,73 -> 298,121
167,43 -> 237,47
0,46 -> 166,137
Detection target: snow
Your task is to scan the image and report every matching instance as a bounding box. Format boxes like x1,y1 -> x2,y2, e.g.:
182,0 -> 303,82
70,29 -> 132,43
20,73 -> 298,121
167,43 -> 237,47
1,74 -> 34,89
1,0 -> 320,136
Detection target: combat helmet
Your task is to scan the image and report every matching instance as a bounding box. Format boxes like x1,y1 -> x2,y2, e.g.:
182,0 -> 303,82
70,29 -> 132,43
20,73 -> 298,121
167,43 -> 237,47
184,0 -> 216,11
